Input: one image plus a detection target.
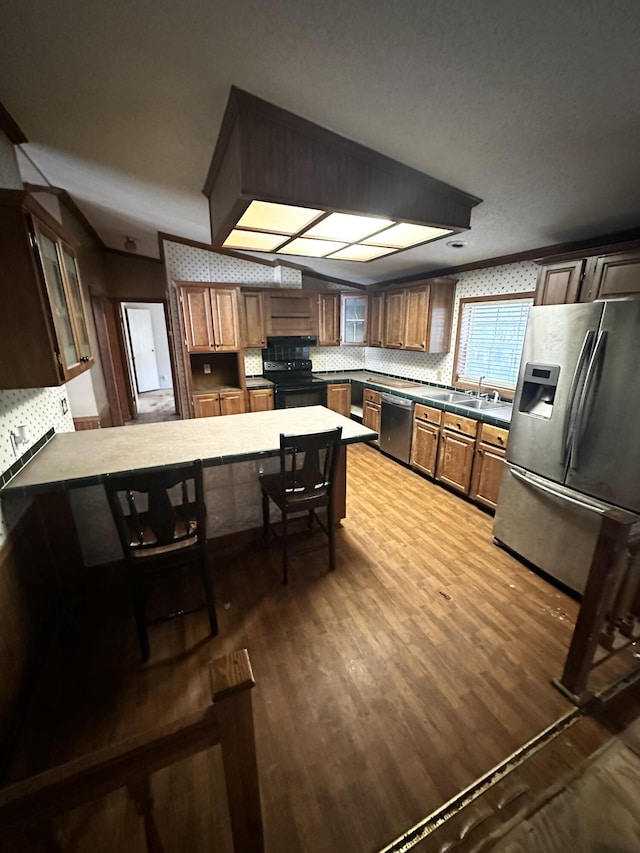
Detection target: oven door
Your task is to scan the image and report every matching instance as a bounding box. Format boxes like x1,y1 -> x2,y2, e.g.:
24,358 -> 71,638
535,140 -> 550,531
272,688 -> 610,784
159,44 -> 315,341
274,384 -> 328,409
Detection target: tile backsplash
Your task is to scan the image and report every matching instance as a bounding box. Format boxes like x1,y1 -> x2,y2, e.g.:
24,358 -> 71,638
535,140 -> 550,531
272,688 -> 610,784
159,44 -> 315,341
0,386 -> 75,547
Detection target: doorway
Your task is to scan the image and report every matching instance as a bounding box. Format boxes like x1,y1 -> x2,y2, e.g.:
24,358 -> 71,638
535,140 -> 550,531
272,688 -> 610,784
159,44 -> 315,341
121,302 -> 177,424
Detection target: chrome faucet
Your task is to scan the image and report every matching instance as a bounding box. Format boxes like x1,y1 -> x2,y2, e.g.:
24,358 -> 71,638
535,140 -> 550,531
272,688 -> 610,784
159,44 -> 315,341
477,376 -> 486,397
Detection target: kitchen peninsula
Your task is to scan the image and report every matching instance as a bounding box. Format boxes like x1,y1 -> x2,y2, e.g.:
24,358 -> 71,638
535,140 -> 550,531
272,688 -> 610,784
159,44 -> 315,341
2,407 -> 376,567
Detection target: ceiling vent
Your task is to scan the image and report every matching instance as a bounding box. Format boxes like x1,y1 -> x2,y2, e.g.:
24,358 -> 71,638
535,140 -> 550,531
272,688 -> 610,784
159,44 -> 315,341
203,87 -> 482,263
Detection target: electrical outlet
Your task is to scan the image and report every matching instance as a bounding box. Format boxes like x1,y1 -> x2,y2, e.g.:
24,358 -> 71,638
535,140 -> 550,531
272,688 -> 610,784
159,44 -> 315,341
203,364 -> 211,374
60,397 -> 68,414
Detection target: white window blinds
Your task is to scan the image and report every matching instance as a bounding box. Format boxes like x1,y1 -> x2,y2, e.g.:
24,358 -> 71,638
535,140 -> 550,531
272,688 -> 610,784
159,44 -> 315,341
456,297 -> 533,389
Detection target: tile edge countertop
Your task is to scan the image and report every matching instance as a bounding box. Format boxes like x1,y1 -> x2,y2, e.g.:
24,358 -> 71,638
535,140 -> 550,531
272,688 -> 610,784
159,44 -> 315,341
317,371 -> 512,427
1,407 -> 376,497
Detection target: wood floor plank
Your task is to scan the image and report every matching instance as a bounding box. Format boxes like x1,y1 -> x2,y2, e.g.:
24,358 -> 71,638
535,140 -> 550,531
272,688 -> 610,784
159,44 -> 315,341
5,443 -> 628,853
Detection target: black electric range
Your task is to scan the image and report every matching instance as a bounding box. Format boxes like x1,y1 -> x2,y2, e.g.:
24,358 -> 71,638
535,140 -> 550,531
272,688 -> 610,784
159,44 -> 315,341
262,337 -> 327,409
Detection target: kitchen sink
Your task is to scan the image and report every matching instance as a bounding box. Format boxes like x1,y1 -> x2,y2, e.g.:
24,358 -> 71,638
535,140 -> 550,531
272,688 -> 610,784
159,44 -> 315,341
458,398 -> 509,411
423,391 -> 470,403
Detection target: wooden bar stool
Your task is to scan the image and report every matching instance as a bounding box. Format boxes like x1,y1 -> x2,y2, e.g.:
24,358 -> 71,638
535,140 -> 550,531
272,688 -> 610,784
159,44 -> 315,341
259,427 -> 342,584
104,459 -> 218,660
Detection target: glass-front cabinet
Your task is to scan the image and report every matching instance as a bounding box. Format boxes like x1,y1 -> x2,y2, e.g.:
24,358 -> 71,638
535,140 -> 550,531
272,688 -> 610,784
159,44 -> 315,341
34,222 -> 93,377
341,294 -> 368,345
0,191 -> 94,388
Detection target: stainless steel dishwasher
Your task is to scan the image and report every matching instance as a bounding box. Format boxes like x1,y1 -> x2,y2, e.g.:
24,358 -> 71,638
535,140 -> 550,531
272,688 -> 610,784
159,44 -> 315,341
380,393 -> 414,463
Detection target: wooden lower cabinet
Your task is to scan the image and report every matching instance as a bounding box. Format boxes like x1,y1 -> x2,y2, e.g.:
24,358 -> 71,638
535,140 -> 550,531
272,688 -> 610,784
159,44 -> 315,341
469,423 -> 509,510
219,390 -> 246,416
362,388 -> 381,445
193,393 -> 221,418
248,388 -> 274,412
193,390 -> 246,418
435,413 -> 478,494
410,404 -> 442,477
327,383 -> 351,418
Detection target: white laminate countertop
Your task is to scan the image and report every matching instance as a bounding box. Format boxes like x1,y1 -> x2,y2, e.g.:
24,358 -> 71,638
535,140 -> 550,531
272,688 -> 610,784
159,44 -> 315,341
2,407 -> 376,497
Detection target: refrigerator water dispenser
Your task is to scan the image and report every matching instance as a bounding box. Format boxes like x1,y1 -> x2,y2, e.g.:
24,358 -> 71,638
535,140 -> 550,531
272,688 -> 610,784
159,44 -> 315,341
518,363 -> 560,419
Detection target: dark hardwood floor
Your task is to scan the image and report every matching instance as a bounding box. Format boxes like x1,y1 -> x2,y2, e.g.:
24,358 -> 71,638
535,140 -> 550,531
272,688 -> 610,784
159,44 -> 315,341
6,443 -> 634,852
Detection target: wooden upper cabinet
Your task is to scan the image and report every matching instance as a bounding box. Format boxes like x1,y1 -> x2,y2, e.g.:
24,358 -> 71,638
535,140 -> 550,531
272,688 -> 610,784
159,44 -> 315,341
265,290 -> 318,336
403,286 -> 429,350
180,285 -> 240,352
318,292 -> 340,346
427,280 -> 456,353
0,192 -> 95,389
341,294 -> 368,345
535,248 -> 640,305
534,260 -> 585,305
589,250 -> 640,300
382,279 -> 455,352
368,292 -> 385,347
384,291 -> 406,348
211,288 -> 241,350
182,286 -> 215,351
241,290 -> 266,348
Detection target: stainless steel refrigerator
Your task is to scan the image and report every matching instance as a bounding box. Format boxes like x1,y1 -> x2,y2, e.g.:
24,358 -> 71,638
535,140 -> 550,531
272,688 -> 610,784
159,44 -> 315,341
493,300 -> 640,594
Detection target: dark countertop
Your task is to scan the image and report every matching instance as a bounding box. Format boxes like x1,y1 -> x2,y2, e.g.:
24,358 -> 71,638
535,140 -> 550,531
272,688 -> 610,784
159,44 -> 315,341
1,406 -> 375,497
245,376 -> 274,390
313,370 -> 512,427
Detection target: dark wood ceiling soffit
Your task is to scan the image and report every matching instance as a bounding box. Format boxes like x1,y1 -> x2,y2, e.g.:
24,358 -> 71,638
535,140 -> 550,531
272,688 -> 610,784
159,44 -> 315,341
203,87 -> 482,246
0,100 -> 27,144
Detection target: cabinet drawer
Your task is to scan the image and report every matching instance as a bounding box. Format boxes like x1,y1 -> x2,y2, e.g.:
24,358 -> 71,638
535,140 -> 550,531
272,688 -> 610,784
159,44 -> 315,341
479,423 -> 509,449
442,411 -> 478,438
414,403 -> 442,426
363,388 -> 382,405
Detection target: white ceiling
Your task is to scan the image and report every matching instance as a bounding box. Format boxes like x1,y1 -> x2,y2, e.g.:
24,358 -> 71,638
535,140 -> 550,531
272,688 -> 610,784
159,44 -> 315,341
3,0 -> 640,285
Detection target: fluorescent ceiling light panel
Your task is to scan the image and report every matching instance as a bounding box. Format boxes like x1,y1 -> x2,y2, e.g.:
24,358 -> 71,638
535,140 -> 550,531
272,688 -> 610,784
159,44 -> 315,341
206,90 -> 481,263
363,223 -> 453,248
328,244 -> 396,261
276,237 -> 347,257
304,212 -> 395,242
236,201 -> 323,234
223,229 -> 287,251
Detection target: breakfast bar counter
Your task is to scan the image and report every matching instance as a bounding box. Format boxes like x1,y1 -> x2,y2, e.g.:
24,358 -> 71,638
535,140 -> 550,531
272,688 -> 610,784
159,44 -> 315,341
1,407 -> 376,566
2,406 -> 375,496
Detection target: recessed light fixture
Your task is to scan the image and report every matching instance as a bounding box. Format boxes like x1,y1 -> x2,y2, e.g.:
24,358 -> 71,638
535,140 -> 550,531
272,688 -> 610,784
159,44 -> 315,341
446,240 -> 468,249
204,88 -> 482,262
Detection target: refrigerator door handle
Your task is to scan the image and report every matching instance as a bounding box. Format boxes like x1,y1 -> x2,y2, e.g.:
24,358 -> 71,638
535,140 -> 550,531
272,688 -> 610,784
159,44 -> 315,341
509,466 -> 605,514
561,329 -> 595,465
569,330 -> 607,470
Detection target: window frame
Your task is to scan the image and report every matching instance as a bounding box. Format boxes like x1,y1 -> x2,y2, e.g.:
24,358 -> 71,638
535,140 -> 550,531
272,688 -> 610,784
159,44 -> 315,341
452,291 -> 535,399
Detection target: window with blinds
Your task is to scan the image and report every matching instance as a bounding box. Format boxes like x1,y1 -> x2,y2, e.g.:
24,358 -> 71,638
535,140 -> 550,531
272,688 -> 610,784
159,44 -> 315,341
455,295 -> 533,389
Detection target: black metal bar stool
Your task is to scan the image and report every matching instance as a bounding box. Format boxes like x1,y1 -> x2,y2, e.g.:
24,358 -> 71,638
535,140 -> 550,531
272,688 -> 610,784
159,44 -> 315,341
259,427 -> 342,584
104,459 -> 218,660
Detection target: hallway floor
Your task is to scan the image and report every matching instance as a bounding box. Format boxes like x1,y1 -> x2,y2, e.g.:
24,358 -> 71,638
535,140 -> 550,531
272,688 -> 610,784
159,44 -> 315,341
125,389 -> 178,425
